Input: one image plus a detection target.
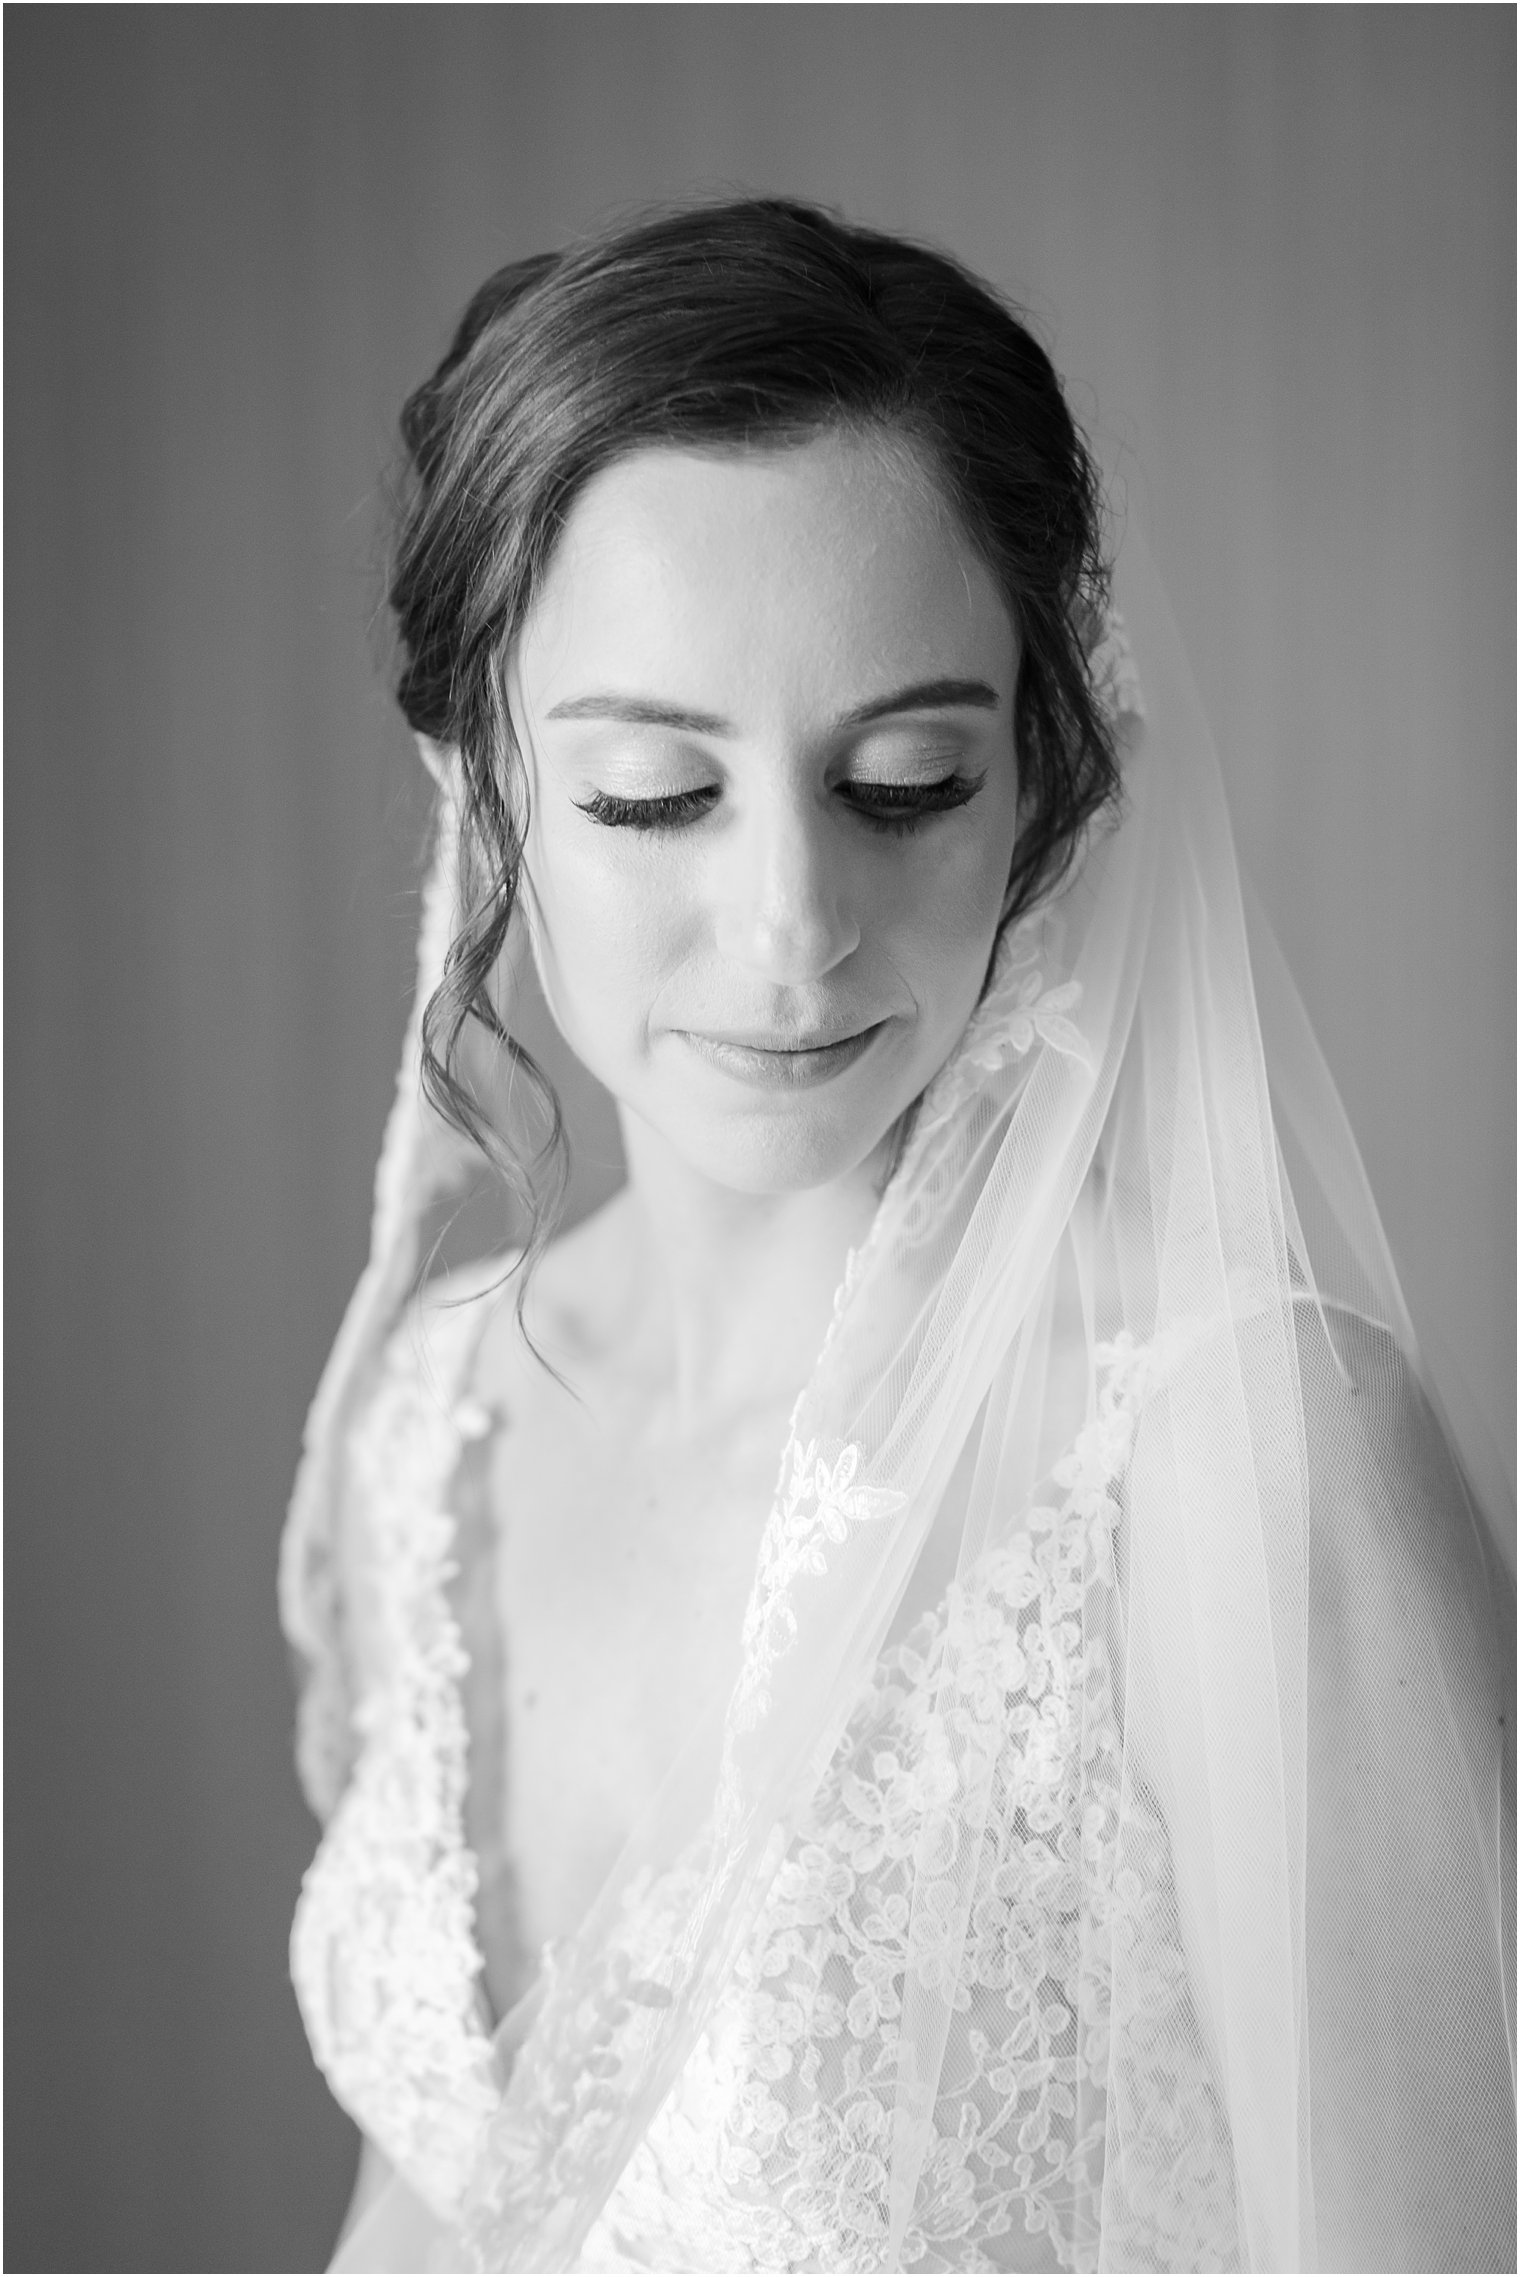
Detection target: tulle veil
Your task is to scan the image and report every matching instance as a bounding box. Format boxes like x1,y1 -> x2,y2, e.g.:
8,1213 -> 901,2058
283,525 -> 1514,2272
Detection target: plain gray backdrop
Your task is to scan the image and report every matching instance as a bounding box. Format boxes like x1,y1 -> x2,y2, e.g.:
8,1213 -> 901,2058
7,7 -> 1514,2270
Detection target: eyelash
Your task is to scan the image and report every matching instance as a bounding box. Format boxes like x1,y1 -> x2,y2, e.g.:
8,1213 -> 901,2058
575,774 -> 986,838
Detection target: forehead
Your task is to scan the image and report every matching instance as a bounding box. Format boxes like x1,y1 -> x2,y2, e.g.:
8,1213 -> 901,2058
516,432 -> 1016,713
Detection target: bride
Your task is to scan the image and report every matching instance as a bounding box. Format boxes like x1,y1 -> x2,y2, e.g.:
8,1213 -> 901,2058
281,200 -> 1514,2273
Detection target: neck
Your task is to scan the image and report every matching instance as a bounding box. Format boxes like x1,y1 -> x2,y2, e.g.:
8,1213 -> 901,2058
613,1110 -> 884,1434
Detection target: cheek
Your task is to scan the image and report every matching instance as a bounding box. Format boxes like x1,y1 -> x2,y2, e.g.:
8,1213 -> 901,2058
881,808 -> 1019,1002
523,830 -> 689,1067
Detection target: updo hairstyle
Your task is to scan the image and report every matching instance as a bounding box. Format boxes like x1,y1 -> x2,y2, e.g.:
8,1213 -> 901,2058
389,197 -> 1119,1267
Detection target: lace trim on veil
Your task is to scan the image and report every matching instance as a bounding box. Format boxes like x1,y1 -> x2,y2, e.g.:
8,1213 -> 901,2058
289,1291 -> 504,2216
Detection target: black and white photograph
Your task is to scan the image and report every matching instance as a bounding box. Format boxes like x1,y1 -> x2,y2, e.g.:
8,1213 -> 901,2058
8,9 -> 1515,2273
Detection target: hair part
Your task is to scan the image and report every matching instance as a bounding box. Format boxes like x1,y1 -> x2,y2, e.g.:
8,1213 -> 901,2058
389,197 -> 1120,1297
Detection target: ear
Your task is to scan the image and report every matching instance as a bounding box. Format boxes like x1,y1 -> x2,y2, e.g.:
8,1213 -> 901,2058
413,732 -> 459,789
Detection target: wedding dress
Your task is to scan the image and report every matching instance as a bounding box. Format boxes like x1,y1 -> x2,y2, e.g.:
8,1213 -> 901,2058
283,539 -> 1515,2272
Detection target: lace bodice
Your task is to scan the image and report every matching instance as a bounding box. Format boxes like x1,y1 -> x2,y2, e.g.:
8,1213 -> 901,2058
291,1283 -> 1239,2273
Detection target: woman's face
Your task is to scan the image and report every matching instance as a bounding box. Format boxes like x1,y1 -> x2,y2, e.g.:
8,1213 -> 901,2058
510,429 -> 1022,1194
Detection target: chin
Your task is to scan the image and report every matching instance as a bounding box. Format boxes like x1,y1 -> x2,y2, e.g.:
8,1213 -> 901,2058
653,1095 -> 900,1197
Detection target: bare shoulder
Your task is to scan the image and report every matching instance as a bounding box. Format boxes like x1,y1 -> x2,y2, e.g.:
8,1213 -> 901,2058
1293,1300 -> 1504,1641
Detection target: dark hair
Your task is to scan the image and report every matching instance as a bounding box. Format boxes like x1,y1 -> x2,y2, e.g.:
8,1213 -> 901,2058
389,197 -> 1119,1276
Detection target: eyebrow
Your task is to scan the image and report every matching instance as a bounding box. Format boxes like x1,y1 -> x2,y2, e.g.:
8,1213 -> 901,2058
543,676 -> 1002,735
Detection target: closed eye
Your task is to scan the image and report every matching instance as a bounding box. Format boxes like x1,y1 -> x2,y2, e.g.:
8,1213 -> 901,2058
840,773 -> 986,834
575,786 -> 719,830
575,774 -> 986,835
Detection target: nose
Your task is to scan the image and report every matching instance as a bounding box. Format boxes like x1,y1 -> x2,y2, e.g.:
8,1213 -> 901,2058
713,789 -> 860,984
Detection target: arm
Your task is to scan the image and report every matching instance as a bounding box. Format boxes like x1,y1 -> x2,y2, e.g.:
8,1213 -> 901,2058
1303,1315 -> 1514,2270
329,2137 -> 449,2274
333,2135 -> 393,2258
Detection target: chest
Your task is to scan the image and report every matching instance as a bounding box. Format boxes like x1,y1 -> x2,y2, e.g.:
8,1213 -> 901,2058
481,1390 -> 788,1954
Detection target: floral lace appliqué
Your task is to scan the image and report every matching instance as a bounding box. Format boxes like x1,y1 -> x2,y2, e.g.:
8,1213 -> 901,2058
728,1439 -> 909,1738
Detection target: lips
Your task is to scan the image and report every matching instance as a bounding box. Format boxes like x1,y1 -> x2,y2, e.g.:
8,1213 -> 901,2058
675,1020 -> 886,1090
699,1025 -> 873,1053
